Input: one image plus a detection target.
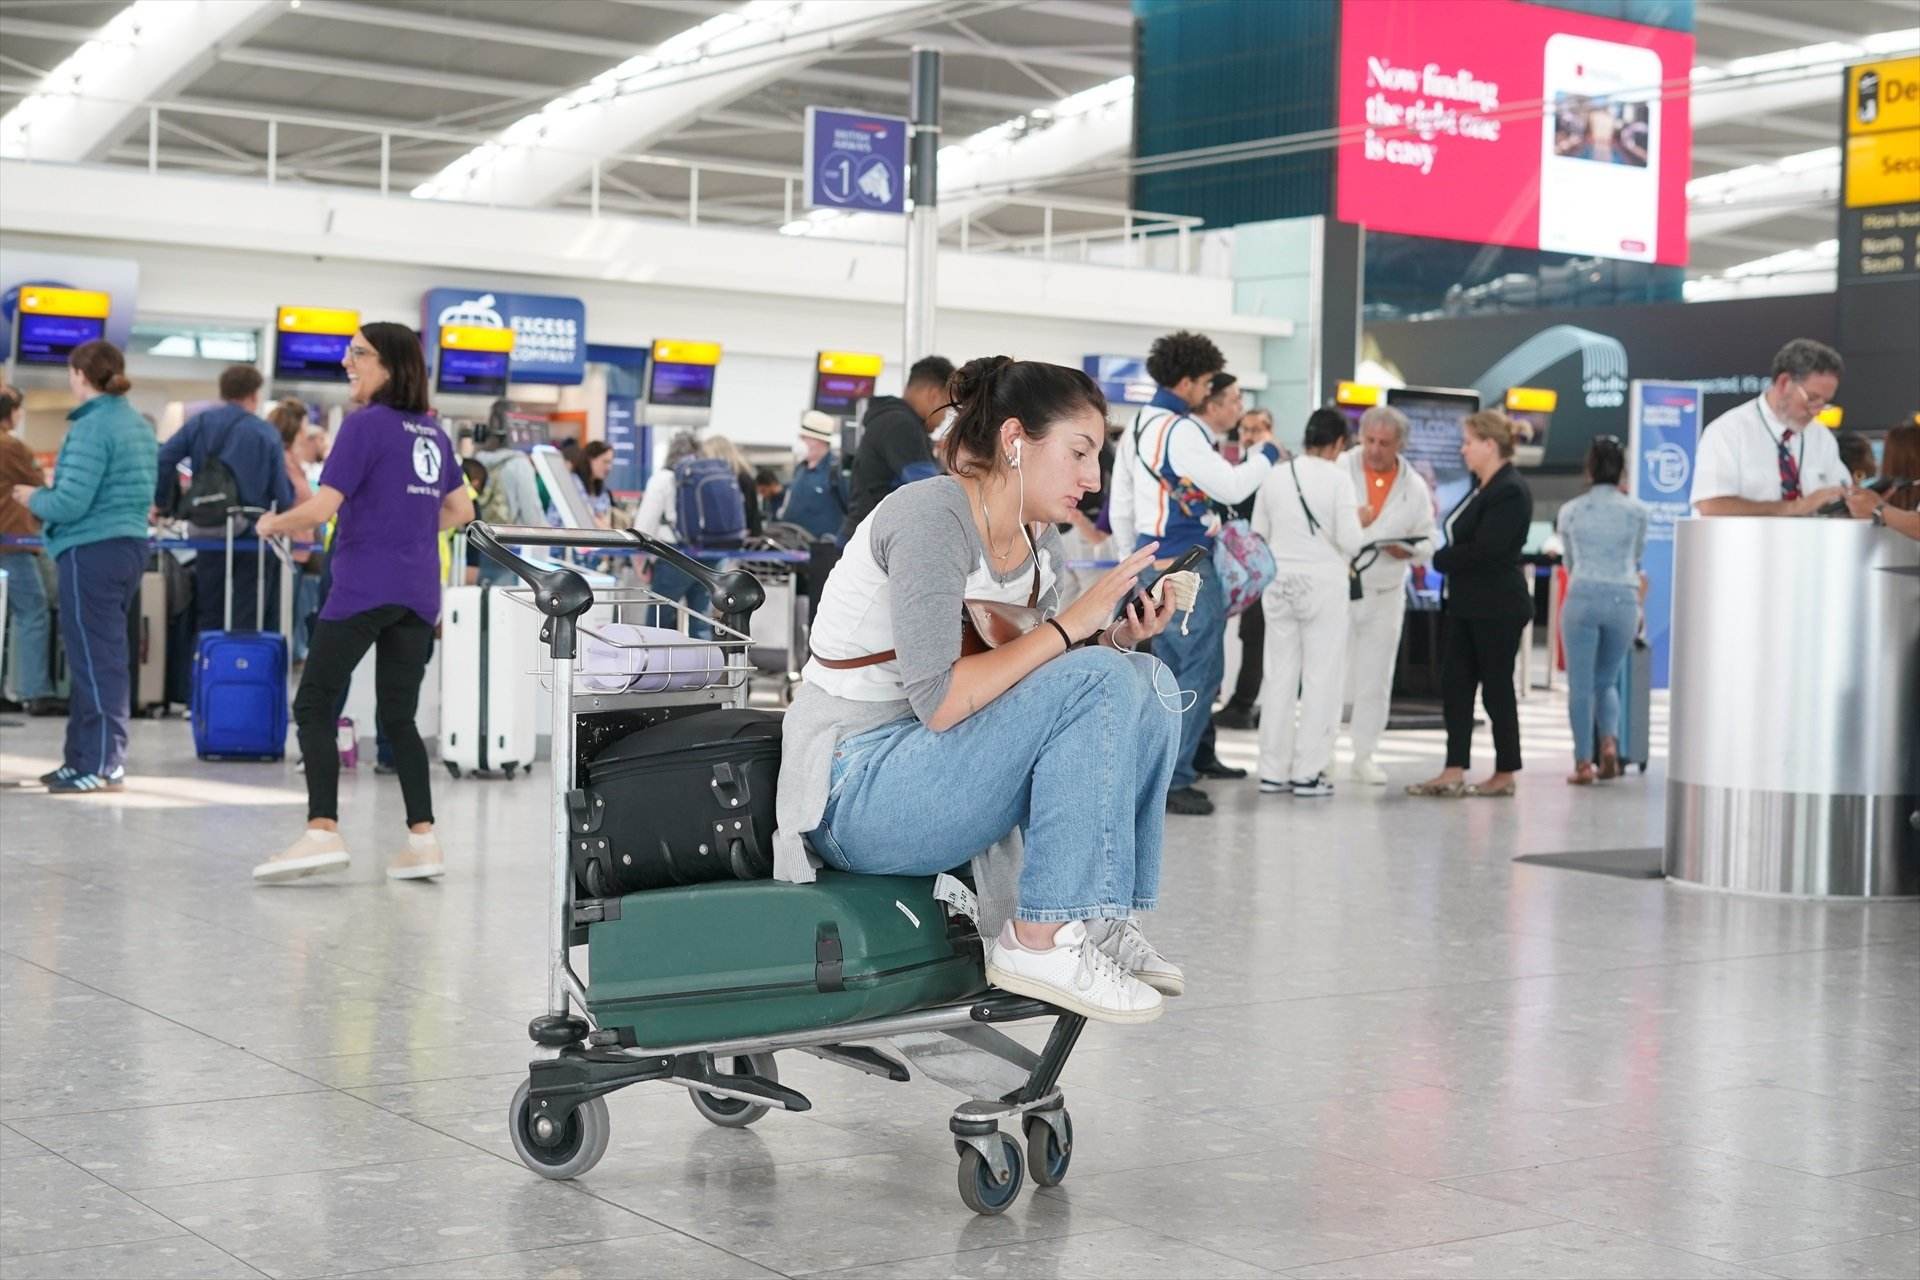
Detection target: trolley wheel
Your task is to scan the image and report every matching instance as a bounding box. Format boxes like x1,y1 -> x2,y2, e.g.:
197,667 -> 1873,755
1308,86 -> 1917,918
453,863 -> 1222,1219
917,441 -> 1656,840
504,764 -> 518,780
957,1132 -> 1023,1215
1637,762 -> 1647,774
1024,1110 -> 1072,1187
445,761 -> 462,779
689,1052 -> 778,1128
508,1080 -> 609,1180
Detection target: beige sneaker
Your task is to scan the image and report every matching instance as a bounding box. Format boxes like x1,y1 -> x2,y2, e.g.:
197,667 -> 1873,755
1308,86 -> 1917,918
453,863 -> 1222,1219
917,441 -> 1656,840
387,832 -> 445,881
253,830 -> 350,883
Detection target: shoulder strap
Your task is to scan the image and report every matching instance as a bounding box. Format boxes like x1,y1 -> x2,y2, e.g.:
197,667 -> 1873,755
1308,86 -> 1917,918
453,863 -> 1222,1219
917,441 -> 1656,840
1289,458 -> 1322,536
1027,543 -> 1041,607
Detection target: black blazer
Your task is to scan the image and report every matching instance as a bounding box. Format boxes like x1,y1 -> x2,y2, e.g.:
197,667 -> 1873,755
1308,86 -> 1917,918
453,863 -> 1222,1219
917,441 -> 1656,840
1433,463 -> 1534,621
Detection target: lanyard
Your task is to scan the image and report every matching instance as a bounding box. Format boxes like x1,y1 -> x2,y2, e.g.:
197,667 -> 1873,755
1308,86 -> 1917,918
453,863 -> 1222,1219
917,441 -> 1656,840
1755,398 -> 1802,476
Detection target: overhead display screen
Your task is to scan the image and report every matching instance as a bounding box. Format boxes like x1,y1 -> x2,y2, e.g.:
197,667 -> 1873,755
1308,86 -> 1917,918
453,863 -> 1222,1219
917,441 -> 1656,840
1337,0 -> 1692,265
649,362 -> 717,408
813,350 -> 882,415
16,313 -> 104,365
1387,386 -> 1479,548
274,306 -> 357,383
436,325 -> 513,397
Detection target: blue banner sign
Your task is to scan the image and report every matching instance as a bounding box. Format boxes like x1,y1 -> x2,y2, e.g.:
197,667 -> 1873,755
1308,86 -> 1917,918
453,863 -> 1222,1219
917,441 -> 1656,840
805,107 -> 908,214
421,288 -> 586,385
1627,379 -> 1703,689
1081,355 -> 1156,406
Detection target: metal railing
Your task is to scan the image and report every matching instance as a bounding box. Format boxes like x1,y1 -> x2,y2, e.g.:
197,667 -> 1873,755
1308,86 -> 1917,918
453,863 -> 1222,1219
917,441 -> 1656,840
5,91 -> 1206,273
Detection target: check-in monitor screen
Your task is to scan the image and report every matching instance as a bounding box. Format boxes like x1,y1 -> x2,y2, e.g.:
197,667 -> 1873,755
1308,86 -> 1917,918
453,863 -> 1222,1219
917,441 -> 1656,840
274,329 -> 351,383
813,372 -> 875,415
1388,387 -> 1479,548
437,346 -> 510,397
16,313 -> 104,365
649,361 -> 716,408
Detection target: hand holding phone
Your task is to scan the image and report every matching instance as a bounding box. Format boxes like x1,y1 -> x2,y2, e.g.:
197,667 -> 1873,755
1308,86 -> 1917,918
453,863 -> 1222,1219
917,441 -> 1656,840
1115,544 -> 1208,621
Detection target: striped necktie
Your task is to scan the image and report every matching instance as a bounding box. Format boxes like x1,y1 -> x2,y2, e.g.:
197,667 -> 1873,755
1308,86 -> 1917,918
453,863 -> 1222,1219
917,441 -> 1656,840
1776,430 -> 1801,501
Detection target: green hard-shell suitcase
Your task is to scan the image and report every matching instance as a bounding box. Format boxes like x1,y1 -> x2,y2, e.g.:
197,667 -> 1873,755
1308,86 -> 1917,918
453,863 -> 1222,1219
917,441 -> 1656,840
586,871 -> 988,1048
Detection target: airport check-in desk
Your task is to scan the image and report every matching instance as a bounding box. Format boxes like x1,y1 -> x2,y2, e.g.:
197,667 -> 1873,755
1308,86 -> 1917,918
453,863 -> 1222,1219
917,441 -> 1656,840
1666,517 -> 1919,896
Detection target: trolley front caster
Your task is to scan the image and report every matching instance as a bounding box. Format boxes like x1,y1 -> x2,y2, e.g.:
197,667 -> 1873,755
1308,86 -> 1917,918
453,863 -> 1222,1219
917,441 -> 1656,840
508,1079 -> 609,1180
688,1051 -> 778,1128
955,1131 -> 1024,1215
444,761 -> 462,779
1024,1109 -> 1073,1186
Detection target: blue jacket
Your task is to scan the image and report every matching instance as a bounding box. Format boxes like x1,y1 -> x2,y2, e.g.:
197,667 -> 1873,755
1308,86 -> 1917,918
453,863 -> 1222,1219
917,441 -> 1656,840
779,455 -> 848,541
155,403 -> 295,518
28,395 -> 158,560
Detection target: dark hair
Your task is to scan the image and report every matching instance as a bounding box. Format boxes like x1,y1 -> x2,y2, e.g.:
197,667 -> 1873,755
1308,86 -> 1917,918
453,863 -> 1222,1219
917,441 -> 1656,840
1882,425 -> 1920,511
1771,338 -> 1843,382
69,340 -> 131,395
461,457 -> 489,492
572,439 -> 612,495
906,354 -> 955,390
1585,434 -> 1626,486
268,398 -> 309,447
1302,407 -> 1348,451
476,398 -> 513,447
1146,330 -> 1225,390
939,356 -> 1107,478
0,382 -> 20,428
359,322 -> 429,414
754,467 -> 781,488
1205,372 -> 1238,402
219,364 -> 264,402
1835,430 -> 1875,480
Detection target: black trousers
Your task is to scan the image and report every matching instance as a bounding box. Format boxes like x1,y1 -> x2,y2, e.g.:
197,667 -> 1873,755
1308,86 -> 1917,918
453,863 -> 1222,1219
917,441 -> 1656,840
1442,615 -> 1526,773
293,605 -> 436,826
195,550 -> 280,635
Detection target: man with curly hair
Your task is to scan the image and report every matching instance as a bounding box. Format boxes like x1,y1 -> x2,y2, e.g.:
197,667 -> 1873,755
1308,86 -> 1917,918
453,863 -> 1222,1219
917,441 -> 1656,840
1108,331 -> 1280,815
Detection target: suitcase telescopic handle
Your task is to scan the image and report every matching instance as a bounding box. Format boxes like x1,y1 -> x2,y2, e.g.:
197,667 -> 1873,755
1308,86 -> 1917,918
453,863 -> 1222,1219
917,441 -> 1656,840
466,522 -> 766,633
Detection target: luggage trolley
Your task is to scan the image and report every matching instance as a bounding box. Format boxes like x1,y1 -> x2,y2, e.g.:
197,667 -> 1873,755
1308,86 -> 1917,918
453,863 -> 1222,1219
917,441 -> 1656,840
467,522 -> 1087,1216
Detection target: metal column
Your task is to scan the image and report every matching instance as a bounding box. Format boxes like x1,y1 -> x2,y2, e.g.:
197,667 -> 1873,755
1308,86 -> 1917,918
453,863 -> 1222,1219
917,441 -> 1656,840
903,48 -> 941,368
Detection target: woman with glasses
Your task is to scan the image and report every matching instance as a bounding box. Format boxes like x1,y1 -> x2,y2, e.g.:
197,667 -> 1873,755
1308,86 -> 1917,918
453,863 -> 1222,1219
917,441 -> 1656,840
1555,436 -> 1648,784
251,324 -> 474,883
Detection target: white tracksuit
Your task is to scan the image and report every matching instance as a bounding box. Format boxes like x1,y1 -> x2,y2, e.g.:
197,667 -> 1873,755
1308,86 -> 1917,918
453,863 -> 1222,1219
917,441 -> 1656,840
1341,449 -> 1435,762
1250,455 -> 1363,784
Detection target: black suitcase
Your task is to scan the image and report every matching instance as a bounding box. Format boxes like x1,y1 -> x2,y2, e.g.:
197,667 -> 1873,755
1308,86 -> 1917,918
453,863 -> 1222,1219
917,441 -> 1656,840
569,708 -> 780,897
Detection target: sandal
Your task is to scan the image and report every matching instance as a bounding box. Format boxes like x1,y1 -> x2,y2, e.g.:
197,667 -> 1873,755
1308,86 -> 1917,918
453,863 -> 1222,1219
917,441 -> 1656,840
1567,764 -> 1596,786
1466,778 -> 1517,797
1597,738 -> 1621,780
1405,779 -> 1466,797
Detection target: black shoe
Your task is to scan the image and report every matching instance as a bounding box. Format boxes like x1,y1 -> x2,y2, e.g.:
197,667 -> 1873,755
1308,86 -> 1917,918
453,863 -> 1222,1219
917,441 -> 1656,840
26,697 -> 67,717
1166,786 -> 1214,815
0,698 -> 23,714
374,760 -> 398,776
1194,758 -> 1248,780
1211,704 -> 1259,731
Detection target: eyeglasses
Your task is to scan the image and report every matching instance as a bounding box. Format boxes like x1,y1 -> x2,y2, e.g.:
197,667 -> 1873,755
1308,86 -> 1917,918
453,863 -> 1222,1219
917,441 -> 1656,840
345,344 -> 375,360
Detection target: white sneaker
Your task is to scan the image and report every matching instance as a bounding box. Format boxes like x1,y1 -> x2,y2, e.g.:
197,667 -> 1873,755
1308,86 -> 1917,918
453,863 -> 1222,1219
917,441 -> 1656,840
985,921 -> 1165,1024
1351,757 -> 1388,786
1258,778 -> 1291,795
1290,773 -> 1335,797
387,832 -> 446,881
254,830 -> 350,883
1090,917 -> 1185,997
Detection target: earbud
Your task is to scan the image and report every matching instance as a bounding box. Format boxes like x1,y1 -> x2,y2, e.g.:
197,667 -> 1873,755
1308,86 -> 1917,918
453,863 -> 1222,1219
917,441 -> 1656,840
1009,439 -> 1023,469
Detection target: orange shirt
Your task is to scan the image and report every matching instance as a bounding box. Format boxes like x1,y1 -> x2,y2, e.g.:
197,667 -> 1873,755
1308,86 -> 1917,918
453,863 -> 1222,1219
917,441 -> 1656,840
1362,462 -> 1395,522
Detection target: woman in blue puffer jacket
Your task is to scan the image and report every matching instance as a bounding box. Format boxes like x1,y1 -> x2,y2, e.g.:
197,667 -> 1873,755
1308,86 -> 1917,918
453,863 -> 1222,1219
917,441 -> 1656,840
14,340 -> 157,793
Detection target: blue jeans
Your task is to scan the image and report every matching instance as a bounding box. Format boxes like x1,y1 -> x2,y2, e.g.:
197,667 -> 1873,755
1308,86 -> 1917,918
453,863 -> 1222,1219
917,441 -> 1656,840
1,549 -> 54,700
1148,554 -> 1226,790
810,646 -> 1180,923
647,558 -> 712,639
1562,581 -> 1637,762
56,539 -> 144,776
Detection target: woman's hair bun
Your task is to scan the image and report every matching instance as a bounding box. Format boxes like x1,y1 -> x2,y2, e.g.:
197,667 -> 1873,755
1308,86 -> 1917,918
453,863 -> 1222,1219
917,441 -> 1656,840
947,355 -> 1014,412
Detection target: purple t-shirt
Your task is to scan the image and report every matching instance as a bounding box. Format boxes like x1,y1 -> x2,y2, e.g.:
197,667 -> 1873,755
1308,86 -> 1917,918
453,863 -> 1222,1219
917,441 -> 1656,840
319,403 -> 459,625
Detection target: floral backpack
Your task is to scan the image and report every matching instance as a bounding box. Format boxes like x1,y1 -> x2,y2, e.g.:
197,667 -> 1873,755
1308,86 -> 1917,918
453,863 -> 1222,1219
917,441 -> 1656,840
1212,518 -> 1275,617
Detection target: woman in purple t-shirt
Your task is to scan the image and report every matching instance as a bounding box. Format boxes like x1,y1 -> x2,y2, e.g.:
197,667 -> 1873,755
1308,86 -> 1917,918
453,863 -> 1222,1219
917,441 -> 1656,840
252,323 -> 474,884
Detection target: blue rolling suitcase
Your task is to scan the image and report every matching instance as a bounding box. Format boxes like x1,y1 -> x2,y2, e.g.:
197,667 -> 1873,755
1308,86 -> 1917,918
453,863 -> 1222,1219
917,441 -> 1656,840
192,514 -> 288,761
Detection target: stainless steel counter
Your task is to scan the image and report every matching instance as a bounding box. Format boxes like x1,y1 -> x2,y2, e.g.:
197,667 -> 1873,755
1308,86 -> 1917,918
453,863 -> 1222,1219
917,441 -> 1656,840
1665,517 -> 1919,896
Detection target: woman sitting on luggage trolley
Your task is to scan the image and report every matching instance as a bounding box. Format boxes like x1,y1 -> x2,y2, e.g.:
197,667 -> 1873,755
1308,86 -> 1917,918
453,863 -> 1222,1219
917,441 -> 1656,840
778,357 -> 1187,1023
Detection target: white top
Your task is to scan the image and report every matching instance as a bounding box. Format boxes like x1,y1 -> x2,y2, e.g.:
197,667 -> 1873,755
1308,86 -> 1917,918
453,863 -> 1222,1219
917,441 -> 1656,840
1341,449 -> 1436,595
1692,395 -> 1849,512
1251,454 -> 1364,579
634,466 -> 677,540
1107,405 -> 1275,552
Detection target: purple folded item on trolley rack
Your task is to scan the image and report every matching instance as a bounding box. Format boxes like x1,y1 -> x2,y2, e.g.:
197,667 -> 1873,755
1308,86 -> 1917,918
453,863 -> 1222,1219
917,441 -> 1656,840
579,623 -> 725,693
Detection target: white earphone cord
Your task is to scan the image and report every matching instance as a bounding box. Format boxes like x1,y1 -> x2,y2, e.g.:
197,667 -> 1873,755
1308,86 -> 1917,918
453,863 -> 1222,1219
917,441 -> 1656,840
1014,446 -> 1196,717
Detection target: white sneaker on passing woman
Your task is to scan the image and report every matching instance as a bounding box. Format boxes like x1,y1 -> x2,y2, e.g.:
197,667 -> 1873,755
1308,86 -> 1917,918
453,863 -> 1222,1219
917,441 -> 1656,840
985,921 -> 1165,1024
253,830 -> 350,883
1089,916 -> 1186,997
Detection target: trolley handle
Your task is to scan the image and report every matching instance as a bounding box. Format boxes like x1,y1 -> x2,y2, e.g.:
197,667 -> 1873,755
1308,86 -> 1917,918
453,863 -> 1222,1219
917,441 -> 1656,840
466,523 -> 598,660
467,522 -> 766,630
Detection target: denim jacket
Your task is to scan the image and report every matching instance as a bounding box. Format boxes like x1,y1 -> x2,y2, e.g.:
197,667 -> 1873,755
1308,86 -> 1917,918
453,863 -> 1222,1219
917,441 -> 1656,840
1557,485 -> 1647,590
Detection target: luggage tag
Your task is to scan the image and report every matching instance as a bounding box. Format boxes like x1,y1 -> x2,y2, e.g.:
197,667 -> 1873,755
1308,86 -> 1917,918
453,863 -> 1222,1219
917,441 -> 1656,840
932,873 -> 979,924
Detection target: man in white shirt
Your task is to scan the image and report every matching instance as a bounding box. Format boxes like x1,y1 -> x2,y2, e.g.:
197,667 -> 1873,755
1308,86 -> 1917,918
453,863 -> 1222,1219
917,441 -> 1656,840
1693,339 -> 1851,517
1340,405 -> 1435,785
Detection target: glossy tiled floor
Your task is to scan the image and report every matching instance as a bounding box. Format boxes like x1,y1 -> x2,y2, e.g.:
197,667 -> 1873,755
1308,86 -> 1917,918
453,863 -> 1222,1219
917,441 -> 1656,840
2,688 -> 1915,1280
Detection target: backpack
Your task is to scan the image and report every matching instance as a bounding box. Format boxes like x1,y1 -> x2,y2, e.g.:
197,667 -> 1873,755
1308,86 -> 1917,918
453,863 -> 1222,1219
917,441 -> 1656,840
177,415 -> 244,527
1213,518 -> 1276,618
673,456 -> 747,546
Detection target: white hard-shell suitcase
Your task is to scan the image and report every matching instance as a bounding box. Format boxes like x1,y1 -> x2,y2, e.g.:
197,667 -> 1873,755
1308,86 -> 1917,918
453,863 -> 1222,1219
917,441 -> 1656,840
439,584 -> 538,778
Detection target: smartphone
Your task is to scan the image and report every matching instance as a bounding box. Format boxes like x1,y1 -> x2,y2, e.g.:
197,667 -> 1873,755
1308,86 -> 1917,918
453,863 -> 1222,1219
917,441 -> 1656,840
1115,544 -> 1208,621
1538,33 -> 1663,263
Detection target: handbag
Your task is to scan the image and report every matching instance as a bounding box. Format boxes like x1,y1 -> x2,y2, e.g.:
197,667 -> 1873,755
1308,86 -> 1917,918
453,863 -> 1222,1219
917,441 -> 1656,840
813,549 -> 1042,670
